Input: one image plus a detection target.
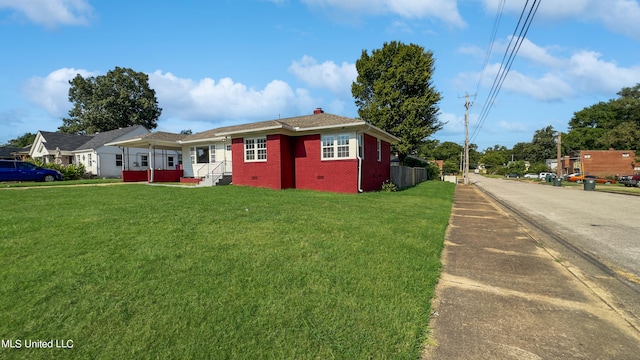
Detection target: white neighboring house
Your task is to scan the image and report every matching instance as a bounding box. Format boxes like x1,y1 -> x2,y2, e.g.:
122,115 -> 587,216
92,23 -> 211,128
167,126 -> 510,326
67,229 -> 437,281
29,131 -> 93,166
29,126 -> 180,178
73,126 -> 153,177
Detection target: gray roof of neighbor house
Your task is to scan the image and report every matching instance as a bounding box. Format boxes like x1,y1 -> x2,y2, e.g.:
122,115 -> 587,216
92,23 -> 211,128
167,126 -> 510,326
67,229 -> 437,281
0,145 -> 20,158
38,132 -> 94,151
104,131 -> 190,150
75,125 -> 148,150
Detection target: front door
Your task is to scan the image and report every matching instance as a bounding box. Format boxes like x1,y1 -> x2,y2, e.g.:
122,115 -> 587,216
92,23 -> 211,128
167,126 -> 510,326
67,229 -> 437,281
225,144 -> 232,173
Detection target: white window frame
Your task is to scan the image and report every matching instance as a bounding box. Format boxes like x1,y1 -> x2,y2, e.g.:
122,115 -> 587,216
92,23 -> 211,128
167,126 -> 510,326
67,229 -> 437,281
115,154 -> 123,167
209,145 -> 216,163
358,134 -> 364,159
190,146 -> 210,164
377,139 -> 382,162
244,137 -> 267,162
322,134 -> 350,160
140,155 -> 148,167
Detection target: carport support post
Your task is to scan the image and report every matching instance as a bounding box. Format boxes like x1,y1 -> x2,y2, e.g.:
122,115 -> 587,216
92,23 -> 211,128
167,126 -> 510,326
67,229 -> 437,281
149,144 -> 154,183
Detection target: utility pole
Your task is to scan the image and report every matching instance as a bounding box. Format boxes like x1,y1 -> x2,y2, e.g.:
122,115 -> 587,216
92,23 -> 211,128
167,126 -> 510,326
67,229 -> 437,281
460,93 -> 474,185
557,132 -> 562,178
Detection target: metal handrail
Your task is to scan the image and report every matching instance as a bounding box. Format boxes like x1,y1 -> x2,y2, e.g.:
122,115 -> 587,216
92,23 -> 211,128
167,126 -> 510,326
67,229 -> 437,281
195,161 -> 226,182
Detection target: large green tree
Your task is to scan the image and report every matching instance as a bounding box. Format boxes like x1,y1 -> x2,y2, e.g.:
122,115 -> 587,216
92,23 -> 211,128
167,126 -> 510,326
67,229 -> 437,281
565,84 -> 640,150
352,41 -> 442,164
59,67 -> 161,134
526,125 -> 557,162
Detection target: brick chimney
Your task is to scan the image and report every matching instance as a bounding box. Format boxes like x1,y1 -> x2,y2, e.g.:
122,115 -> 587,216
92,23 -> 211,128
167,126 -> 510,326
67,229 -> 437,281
313,108 -> 324,114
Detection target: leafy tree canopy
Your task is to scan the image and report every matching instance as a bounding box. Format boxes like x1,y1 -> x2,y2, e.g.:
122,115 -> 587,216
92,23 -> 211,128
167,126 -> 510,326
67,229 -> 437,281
352,41 -> 442,164
565,83 -> 640,150
6,132 -> 36,147
59,67 -> 161,135
480,146 -> 509,173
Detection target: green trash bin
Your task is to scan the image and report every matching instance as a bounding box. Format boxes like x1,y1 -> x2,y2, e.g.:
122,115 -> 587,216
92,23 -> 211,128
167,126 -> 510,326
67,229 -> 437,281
553,178 -> 562,187
545,174 -> 551,182
583,179 -> 596,191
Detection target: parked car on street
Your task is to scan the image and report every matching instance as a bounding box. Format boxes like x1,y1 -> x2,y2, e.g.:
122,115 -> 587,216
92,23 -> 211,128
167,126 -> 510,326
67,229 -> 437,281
505,173 -> 519,178
563,172 -> 580,181
539,172 -> 557,180
619,174 -> 640,187
567,174 -> 616,184
523,173 -> 538,179
0,160 -> 62,182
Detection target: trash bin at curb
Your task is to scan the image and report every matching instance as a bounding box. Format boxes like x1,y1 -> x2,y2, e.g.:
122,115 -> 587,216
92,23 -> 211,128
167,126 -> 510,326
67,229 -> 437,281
545,174 -> 552,182
583,179 -> 596,191
553,178 -> 562,187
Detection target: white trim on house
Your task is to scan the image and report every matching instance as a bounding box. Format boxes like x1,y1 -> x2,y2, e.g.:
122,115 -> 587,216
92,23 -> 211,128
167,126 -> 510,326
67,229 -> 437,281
320,131 -> 357,161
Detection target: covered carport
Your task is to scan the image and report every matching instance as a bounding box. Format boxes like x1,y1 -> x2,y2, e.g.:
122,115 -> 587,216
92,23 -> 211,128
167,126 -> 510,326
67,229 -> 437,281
105,132 -> 186,183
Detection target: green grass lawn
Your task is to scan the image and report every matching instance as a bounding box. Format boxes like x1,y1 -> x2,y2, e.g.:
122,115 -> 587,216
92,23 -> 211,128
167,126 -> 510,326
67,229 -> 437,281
0,182 -> 455,359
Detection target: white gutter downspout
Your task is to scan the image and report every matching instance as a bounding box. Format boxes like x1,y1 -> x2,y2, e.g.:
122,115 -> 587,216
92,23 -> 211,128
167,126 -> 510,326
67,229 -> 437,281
356,125 -> 371,193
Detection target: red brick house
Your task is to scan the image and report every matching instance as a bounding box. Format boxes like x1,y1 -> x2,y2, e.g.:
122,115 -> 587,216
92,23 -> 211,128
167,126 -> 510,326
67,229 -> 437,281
558,149 -> 638,178
108,110 -> 399,193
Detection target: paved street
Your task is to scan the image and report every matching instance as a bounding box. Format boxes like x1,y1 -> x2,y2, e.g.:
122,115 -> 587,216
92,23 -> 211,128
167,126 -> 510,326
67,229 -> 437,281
468,173 -> 640,283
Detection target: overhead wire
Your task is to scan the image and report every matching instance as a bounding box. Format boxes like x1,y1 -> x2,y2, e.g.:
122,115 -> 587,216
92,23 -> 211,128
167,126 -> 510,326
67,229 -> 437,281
469,0 -> 542,144
474,0 -> 506,99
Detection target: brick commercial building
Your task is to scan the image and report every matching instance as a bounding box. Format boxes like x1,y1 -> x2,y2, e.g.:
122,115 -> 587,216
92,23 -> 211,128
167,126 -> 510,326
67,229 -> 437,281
558,150 -> 639,178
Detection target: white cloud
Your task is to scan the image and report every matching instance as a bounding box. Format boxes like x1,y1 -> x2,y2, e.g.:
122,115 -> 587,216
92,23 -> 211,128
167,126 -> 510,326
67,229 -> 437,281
498,120 -> 527,132
19,68 -> 344,132
301,0 -> 466,27
0,0 -> 93,28
565,50 -> 640,93
460,37 -> 640,102
288,55 -> 357,96
22,68 -> 96,117
513,38 -> 564,68
148,71 -> 317,122
481,0 -> 640,40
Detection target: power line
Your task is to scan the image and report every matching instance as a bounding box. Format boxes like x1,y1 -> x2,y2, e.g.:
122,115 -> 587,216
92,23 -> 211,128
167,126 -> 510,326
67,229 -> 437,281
470,0 -> 542,144
474,0 -> 506,98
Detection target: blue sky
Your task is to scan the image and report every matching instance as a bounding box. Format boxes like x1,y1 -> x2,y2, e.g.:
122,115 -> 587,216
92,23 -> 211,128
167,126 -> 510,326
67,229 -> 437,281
1,0 -> 639,150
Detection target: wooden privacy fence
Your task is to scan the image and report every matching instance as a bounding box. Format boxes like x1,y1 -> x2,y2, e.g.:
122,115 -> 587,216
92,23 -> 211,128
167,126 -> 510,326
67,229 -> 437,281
390,165 -> 428,188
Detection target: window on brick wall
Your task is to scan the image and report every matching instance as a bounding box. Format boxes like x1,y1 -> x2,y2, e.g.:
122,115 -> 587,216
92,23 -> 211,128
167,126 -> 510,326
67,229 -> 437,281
322,134 -> 350,160
377,139 -> 381,162
245,137 -> 267,162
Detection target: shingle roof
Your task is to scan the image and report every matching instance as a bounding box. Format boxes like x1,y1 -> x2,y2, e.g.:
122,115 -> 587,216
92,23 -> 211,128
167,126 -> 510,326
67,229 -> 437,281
75,125 -> 147,150
39,132 -> 94,151
278,113 -> 363,129
183,113 -> 365,141
107,112 -> 399,147
0,145 -> 20,158
133,131 -> 189,142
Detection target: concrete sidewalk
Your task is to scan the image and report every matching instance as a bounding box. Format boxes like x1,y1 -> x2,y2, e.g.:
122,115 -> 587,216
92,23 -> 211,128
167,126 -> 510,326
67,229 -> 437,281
422,185 -> 640,359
